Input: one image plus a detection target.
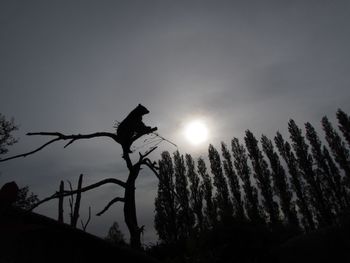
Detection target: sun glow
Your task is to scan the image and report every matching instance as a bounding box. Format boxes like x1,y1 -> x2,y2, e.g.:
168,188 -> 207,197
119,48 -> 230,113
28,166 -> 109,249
184,120 -> 209,145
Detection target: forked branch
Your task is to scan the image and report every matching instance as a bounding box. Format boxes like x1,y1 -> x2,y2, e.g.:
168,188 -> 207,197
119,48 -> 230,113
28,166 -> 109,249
0,132 -> 119,162
29,178 -> 126,211
81,206 -> 91,231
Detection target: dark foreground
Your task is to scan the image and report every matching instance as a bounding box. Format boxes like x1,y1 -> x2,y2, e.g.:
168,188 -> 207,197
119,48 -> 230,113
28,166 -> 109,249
1,207 -> 349,263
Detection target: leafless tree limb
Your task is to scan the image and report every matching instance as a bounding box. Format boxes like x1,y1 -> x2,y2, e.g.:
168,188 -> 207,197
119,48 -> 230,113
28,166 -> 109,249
0,132 -> 119,162
71,174 -> 83,227
81,206 -> 91,231
142,158 -> 159,177
29,178 -> 126,211
67,180 -> 74,220
96,197 -> 125,216
138,146 -> 158,164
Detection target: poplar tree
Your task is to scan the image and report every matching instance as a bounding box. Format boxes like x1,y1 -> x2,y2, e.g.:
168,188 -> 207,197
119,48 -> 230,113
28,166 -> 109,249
245,130 -> 280,226
322,146 -> 349,209
336,109 -> 350,147
186,154 -> 204,232
221,142 -> 245,219
198,157 -> 217,228
288,119 -> 332,226
275,132 -> 315,231
231,138 -> 264,224
305,122 -> 337,214
173,151 -> 194,239
261,135 -> 299,229
154,151 -> 178,243
208,144 -> 233,222
322,116 -> 350,182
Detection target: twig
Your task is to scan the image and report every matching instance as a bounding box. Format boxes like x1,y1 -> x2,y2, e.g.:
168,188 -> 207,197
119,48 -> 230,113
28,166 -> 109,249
153,132 -> 177,148
80,206 -> 91,231
138,146 -> 158,164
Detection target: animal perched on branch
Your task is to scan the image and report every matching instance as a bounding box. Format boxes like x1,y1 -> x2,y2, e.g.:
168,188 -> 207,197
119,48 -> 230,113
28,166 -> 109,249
116,104 -> 156,154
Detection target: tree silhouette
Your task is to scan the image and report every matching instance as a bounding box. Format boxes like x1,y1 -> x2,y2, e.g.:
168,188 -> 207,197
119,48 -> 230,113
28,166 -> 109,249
322,116 -> 350,183
14,185 -> 39,210
197,156 -> 217,228
154,151 -> 178,243
0,105 -> 158,249
0,113 -> 18,155
275,132 -> 315,231
261,135 -> 299,229
186,154 -> 204,233
336,109 -> 350,147
221,142 -> 245,220
322,146 -> 349,209
305,122 -> 337,215
105,221 -> 126,246
173,151 -> 194,239
0,115 -> 39,211
245,130 -> 280,227
151,109 -> 350,262
288,119 -> 332,226
208,144 -> 233,222
231,138 -> 264,224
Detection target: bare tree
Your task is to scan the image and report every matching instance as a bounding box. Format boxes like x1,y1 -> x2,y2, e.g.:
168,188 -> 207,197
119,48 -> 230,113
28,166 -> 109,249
0,105 -> 160,249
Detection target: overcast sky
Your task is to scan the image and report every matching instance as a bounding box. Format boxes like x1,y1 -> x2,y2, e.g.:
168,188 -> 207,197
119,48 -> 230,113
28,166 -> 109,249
1,0 -> 350,244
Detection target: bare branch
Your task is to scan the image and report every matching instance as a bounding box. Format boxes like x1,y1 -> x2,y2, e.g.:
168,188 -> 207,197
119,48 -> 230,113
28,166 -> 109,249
142,158 -> 183,204
153,132 -> 178,148
142,158 -> 159,176
0,132 -> 119,162
67,180 -> 74,221
138,146 -> 158,164
29,178 -> 126,211
71,174 -> 83,227
64,139 -> 76,148
96,197 -> 125,216
0,137 -> 61,162
80,206 -> 91,231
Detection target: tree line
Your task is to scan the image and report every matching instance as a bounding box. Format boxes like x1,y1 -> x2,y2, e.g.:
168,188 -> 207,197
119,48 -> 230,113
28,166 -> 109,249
154,109 -> 350,243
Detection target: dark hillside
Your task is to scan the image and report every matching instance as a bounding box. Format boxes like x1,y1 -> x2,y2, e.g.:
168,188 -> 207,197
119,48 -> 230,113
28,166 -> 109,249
0,207 -> 159,263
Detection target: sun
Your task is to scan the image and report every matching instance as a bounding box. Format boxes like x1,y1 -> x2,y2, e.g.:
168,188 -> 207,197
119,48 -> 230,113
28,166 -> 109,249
184,120 -> 209,145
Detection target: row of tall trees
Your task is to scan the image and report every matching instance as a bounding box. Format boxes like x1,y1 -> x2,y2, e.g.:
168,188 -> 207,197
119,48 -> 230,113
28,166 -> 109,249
154,109 -> 350,243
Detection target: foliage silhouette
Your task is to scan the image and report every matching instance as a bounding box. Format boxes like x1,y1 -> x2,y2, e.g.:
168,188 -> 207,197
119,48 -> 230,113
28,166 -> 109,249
208,144 -> 233,222
105,221 -> 126,246
261,135 -> 299,229
0,113 -> 18,155
245,130 -> 281,227
152,108 -> 350,263
221,142 -> 245,220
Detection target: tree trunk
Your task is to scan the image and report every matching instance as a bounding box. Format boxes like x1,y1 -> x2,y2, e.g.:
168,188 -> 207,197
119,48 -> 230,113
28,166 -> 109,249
71,174 -> 83,227
58,181 -> 64,223
124,168 -> 141,249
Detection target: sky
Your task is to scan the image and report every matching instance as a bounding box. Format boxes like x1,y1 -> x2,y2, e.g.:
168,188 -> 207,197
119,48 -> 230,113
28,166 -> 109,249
1,0 -> 350,244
